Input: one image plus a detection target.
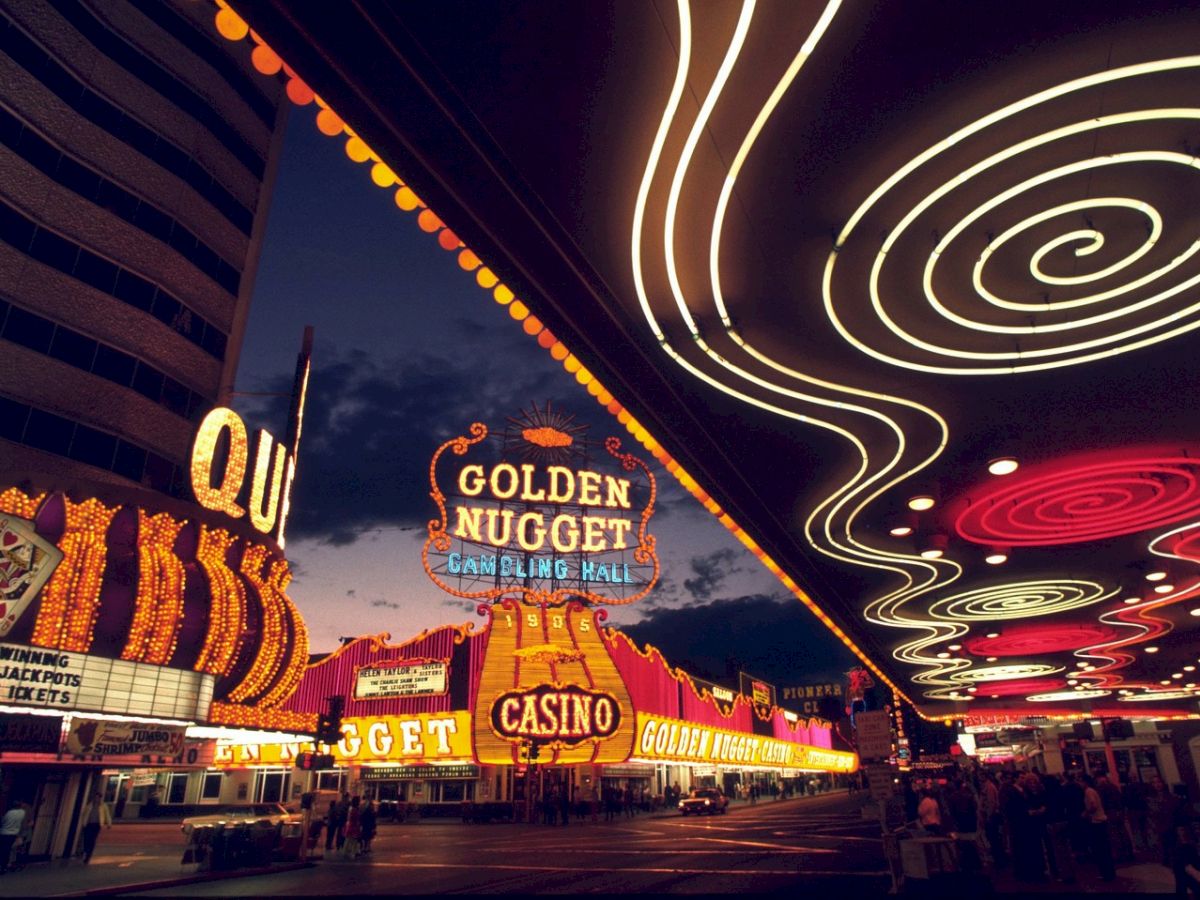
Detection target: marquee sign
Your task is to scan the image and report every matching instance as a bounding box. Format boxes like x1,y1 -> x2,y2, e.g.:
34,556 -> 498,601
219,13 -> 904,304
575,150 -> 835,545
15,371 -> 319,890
0,642 -> 213,720
423,406 -> 658,606
489,683 -> 621,746
353,660 -> 448,700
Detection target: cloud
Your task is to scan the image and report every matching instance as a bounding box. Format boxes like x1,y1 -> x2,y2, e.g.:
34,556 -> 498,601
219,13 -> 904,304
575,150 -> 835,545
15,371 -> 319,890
620,593 -> 857,687
238,340 -> 615,546
682,548 -> 742,601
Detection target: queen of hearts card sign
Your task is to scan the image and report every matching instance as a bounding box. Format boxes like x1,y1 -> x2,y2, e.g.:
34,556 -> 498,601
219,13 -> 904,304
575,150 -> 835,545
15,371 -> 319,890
0,514 -> 63,637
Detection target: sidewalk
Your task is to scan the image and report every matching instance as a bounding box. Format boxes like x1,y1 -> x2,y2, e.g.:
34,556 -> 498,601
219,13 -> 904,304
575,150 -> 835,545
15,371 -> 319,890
0,848 -> 310,897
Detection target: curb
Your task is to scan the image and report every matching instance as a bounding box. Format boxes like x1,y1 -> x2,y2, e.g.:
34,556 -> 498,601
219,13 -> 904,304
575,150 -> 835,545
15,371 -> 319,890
59,861 -> 314,897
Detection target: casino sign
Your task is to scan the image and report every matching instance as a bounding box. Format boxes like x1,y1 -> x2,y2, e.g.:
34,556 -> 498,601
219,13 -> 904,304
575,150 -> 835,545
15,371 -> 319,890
423,405 -> 658,606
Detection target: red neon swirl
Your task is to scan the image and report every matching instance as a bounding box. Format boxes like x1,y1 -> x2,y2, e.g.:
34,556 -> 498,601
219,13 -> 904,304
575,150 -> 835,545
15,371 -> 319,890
980,678 -> 1067,698
955,458 -> 1200,546
964,624 -> 1120,658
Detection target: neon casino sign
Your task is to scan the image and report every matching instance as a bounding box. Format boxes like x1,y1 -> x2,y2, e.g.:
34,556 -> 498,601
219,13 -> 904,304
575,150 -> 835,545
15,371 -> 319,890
423,405 -> 658,605
489,684 -> 621,744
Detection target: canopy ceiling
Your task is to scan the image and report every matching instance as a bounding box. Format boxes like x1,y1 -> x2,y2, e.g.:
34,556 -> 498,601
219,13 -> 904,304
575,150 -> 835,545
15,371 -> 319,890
233,0 -> 1200,719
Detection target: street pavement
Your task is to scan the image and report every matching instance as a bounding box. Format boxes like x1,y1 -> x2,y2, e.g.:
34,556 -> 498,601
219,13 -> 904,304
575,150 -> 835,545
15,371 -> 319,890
0,792 -> 1179,895
138,791 -> 890,896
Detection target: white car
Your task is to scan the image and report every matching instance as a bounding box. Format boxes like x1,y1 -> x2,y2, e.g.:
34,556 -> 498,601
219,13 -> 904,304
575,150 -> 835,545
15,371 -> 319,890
180,803 -> 295,838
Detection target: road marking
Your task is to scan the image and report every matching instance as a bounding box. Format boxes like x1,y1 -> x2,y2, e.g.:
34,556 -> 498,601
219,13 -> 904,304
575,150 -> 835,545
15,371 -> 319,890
363,861 -> 890,877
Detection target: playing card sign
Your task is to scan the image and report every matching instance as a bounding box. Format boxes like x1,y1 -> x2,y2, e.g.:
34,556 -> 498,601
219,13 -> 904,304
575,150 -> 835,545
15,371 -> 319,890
0,515 -> 63,638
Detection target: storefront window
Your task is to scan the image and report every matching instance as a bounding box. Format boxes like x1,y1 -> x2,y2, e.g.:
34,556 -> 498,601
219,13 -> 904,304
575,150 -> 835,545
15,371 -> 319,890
201,772 -> 222,801
316,771 -> 344,792
254,770 -> 289,804
1085,750 -> 1108,777
429,781 -> 474,803
167,773 -> 188,804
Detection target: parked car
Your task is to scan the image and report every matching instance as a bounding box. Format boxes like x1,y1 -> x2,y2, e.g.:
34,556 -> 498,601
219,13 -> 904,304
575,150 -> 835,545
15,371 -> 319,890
180,803 -> 296,838
678,788 -> 728,816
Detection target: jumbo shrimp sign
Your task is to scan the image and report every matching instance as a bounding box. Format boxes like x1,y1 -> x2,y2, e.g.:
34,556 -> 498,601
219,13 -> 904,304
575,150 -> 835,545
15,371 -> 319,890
422,405 -> 658,607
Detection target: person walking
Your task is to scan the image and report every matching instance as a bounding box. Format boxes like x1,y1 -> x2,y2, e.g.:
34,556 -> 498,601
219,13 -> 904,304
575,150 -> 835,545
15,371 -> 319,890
1082,775 -> 1116,882
335,792 -> 350,851
917,788 -> 946,836
1149,776 -> 1180,864
342,796 -> 362,860
360,800 -> 376,854
324,799 -> 340,853
559,786 -> 571,827
1124,777 -> 1150,855
80,792 -> 112,863
980,773 -> 1005,868
0,801 -> 28,875
1097,775 -> 1133,862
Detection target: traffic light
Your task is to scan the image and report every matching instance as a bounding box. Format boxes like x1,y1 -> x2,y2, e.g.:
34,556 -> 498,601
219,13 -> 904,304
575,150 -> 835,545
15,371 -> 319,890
316,695 -> 345,745
296,752 -> 335,771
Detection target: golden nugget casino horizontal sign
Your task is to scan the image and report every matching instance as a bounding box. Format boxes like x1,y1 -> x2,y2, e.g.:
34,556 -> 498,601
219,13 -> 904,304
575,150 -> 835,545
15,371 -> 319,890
423,406 -> 658,606
634,713 -> 858,772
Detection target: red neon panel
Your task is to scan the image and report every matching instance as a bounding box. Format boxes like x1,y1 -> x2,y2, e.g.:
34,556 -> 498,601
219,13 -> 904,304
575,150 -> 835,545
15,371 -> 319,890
955,457 -> 1200,546
964,624 -> 1121,658
978,678 -> 1066,697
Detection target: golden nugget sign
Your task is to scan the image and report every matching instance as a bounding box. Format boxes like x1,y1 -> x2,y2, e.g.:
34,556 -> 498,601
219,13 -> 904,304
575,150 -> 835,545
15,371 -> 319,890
213,712 -> 474,766
424,407 -> 658,605
634,713 -> 858,772
189,408 -> 296,545
489,684 -> 620,745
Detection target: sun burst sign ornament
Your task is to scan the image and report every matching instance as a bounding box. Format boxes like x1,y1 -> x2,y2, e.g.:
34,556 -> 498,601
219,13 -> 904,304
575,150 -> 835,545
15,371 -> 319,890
425,405 -> 654,766
423,405 -> 659,607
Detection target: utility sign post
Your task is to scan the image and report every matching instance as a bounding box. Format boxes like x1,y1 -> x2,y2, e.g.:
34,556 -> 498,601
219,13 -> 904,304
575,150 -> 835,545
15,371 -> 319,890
854,710 -> 892,760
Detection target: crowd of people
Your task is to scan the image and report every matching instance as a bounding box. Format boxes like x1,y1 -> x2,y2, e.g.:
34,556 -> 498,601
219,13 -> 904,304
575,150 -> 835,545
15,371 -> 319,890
320,794 -> 378,860
902,768 -> 1200,893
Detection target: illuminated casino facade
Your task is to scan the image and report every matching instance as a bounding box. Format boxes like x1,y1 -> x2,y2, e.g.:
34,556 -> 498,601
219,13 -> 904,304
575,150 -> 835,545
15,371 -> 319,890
210,613 -> 856,811
0,0 -> 304,863
208,411 -> 857,811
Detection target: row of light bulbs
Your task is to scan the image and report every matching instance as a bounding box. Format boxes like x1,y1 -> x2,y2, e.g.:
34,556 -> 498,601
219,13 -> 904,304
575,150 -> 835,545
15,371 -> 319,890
890,457 -> 1019,561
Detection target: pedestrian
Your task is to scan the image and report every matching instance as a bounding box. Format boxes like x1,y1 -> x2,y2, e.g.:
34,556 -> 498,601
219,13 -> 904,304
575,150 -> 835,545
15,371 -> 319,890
1149,776 -> 1179,864
1015,772 -> 1047,882
80,792 -> 112,863
1124,777 -> 1150,854
980,772 -> 1005,868
1062,771 -> 1087,859
342,796 -> 362,860
360,800 -> 376,854
336,792 -> 350,850
1097,775 -> 1133,862
586,785 -> 599,823
623,785 -> 634,819
1082,775 -> 1116,882
1042,773 -> 1075,884
559,786 -> 571,827
0,801 -> 28,875
1171,824 -> 1200,898
324,799 -> 340,852
917,789 -> 946,836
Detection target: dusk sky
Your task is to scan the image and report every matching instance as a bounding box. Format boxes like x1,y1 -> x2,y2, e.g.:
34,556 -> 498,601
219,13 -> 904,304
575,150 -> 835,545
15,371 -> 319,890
230,111 -> 856,689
